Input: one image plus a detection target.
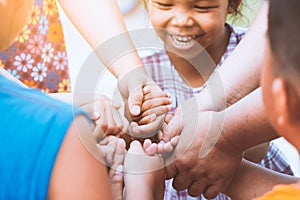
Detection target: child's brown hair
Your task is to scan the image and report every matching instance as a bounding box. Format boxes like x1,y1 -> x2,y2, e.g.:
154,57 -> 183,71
269,0 -> 300,75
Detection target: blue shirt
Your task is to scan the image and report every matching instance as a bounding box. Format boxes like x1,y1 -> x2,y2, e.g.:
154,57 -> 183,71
0,75 -> 87,199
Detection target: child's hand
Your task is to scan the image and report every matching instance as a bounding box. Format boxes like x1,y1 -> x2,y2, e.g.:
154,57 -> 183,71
137,84 -> 172,125
124,141 -> 165,200
126,84 -> 171,141
97,136 -> 126,167
80,95 -> 129,141
118,68 -> 171,141
97,136 -> 126,200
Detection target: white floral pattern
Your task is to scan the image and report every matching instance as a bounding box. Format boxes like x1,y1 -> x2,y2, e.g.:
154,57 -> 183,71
53,51 -> 67,70
14,53 -> 34,72
31,63 -> 47,81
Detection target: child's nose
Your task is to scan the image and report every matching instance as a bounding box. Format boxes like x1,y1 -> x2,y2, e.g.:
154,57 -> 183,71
171,9 -> 194,27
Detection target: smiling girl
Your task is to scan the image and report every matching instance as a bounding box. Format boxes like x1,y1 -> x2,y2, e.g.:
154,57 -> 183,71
141,0 -> 294,199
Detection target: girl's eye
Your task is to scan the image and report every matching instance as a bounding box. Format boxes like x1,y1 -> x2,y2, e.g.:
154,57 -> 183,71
155,2 -> 173,9
194,6 -> 216,12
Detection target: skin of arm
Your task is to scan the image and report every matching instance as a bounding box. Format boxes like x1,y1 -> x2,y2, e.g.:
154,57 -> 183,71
124,141 -> 165,200
58,0 -> 170,137
163,89 -> 278,199
47,116 -> 112,199
194,1 -> 269,112
163,1 -> 271,162
163,2 -> 282,198
225,159 -> 298,200
58,0 -> 143,78
220,88 -> 278,153
2,0 -> 170,139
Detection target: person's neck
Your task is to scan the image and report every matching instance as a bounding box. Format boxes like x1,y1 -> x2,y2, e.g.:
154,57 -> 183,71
167,52 -> 213,88
167,25 -> 231,88
206,24 -> 231,66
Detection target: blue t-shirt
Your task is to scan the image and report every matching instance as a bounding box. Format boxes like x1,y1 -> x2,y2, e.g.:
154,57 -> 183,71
0,75 -> 87,199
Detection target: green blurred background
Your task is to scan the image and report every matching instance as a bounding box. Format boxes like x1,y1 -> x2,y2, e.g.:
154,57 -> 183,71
227,0 -> 264,27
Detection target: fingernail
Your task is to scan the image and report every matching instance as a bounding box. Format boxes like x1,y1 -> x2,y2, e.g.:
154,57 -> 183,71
131,105 -> 140,115
92,111 -> 101,119
117,138 -> 126,149
114,165 -> 124,175
149,113 -> 156,121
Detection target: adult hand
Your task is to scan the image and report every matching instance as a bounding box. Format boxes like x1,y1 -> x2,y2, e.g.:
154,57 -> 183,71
163,98 -> 243,199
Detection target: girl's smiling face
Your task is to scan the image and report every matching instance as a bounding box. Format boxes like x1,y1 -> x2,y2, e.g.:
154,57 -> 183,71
147,0 -> 237,55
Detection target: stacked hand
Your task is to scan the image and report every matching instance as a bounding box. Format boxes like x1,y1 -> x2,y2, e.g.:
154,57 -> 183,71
160,97 -> 243,199
118,67 -> 171,141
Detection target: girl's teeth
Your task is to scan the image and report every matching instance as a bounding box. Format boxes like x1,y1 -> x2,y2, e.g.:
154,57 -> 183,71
171,35 -> 195,46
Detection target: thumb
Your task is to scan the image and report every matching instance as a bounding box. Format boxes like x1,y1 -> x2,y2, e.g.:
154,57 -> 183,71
162,110 -> 183,142
128,85 -> 143,116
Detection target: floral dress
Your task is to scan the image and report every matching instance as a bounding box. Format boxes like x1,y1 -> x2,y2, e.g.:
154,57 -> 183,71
0,0 -> 70,93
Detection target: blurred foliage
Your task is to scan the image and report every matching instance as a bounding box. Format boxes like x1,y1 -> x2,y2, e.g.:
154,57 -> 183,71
227,0 -> 264,28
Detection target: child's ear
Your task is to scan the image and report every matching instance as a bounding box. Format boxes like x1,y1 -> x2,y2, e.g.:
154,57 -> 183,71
272,77 -> 300,129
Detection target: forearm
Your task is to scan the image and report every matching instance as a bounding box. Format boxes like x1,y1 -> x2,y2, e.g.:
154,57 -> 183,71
195,1 -> 269,111
226,159 -> 298,200
58,0 -> 144,78
221,88 -> 278,152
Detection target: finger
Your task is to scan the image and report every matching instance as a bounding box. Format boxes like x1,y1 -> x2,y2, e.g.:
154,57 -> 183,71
144,143 -> 158,155
95,110 -> 107,132
164,162 -> 178,180
112,101 -> 121,110
138,113 -> 156,125
96,144 -> 115,166
105,139 -> 119,166
188,180 -> 209,198
164,113 -> 173,124
128,140 -> 144,154
99,136 -> 109,145
125,140 -> 163,174
173,172 -> 192,191
170,136 -> 180,147
141,97 -> 172,113
109,164 -> 124,200
128,115 -> 164,138
162,142 -> 174,153
111,139 -> 126,169
157,130 -> 164,141
162,113 -> 182,142
103,106 -> 119,136
91,111 -> 101,120
77,94 -> 110,107
93,125 -> 105,143
117,114 -> 129,136
157,141 -> 165,154
140,105 -> 171,119
111,108 -> 125,135
80,103 -> 103,120
203,183 -> 224,199
128,86 -> 143,116
143,139 -> 152,150
143,86 -> 170,100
